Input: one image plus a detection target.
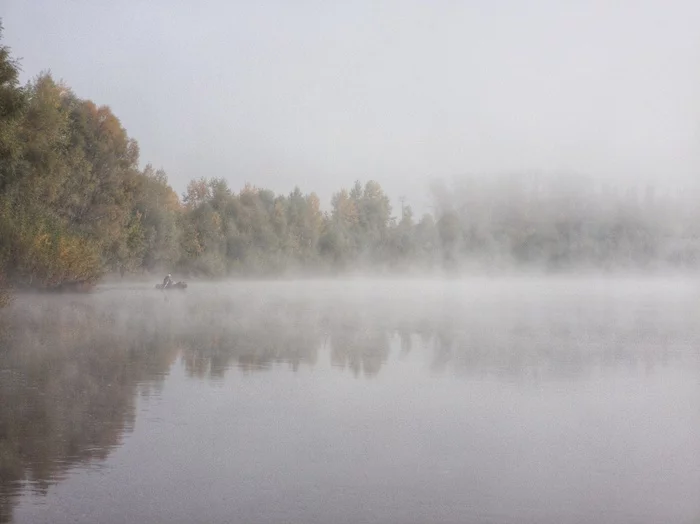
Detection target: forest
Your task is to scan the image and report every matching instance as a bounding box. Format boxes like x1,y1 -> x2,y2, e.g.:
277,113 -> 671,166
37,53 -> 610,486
2,21 -> 700,304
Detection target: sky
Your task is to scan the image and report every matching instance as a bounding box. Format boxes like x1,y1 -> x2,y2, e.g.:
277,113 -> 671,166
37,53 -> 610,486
3,0 -> 700,212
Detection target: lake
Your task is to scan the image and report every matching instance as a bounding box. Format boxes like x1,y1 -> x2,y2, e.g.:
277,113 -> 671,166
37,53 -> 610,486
1,278 -> 699,524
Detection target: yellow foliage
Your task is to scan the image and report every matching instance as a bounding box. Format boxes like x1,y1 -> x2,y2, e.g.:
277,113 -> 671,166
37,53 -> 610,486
14,223 -> 102,289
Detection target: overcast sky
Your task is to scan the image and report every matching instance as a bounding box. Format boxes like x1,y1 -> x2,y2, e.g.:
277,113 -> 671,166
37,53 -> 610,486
3,0 -> 700,211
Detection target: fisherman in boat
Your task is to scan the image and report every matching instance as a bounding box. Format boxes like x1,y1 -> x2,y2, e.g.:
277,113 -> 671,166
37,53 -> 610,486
162,273 -> 173,289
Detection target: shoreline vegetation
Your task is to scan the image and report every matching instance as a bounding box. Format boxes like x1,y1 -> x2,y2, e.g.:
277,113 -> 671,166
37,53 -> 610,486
2,21 -> 700,306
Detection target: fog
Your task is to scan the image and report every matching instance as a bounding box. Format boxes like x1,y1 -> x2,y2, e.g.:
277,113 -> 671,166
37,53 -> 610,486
2,279 -> 700,523
2,1 -> 700,522
3,0 -> 700,207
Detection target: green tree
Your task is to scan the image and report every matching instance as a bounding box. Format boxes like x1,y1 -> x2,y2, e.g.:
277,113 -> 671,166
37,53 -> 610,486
0,21 -> 25,189
0,22 -> 25,305
134,165 -> 182,272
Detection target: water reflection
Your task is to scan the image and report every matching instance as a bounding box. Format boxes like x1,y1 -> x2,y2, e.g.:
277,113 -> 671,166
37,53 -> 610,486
0,296 -> 179,523
169,282 -> 700,381
0,280 -> 698,522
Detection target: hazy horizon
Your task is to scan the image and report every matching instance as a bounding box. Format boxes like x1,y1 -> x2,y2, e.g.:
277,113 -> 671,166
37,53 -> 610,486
4,5 -> 700,521
4,0 -> 700,211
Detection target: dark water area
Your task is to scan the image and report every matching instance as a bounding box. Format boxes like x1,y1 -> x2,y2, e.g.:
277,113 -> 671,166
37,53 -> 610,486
1,278 -> 699,524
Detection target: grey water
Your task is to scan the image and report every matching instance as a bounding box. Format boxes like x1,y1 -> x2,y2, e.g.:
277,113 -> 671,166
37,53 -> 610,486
1,278 -> 699,524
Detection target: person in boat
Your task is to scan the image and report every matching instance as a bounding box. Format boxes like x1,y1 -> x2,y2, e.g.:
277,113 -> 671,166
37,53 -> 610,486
162,273 -> 173,289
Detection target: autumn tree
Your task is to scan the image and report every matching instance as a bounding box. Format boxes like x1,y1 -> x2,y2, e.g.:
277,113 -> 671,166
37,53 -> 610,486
133,165 -> 181,272
0,22 -> 24,304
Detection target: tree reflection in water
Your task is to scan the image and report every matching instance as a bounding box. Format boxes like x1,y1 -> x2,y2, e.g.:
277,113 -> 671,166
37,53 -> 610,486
0,295 -> 179,523
1,281 -> 698,522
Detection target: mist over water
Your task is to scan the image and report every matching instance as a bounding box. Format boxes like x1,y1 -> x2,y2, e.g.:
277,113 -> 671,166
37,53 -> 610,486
1,278 -> 699,524
2,3 -> 700,522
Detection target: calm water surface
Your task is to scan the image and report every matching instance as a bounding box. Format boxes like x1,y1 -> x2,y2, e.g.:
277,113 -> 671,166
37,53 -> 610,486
1,278 -> 699,524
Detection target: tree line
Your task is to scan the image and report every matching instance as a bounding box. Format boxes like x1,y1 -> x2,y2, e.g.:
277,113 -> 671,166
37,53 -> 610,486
2,21 -> 700,302
0,22 -> 434,296
430,172 -> 700,271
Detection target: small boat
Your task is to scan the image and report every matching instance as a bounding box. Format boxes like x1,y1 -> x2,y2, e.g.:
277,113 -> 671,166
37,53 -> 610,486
155,281 -> 188,290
